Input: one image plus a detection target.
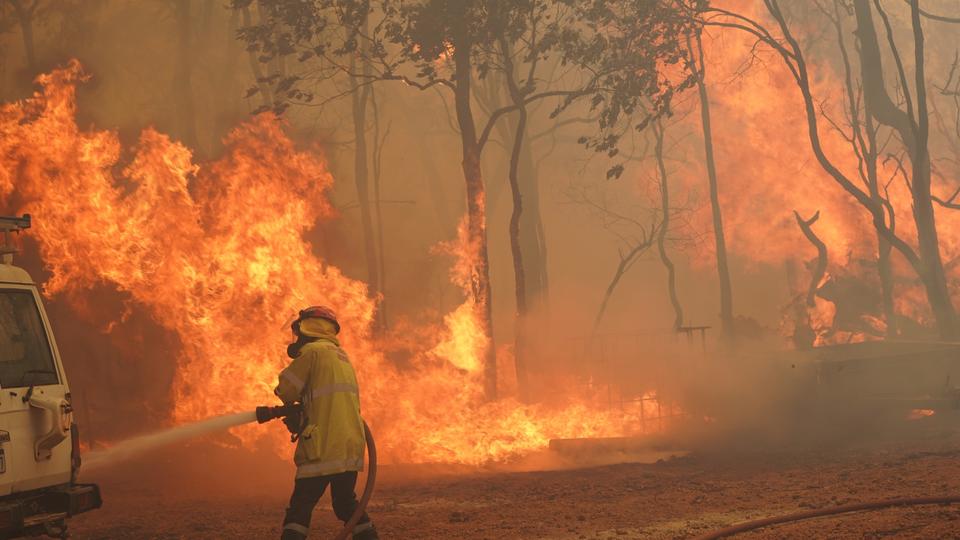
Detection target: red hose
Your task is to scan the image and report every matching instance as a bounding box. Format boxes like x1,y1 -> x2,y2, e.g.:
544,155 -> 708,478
333,420 -> 377,540
693,495 -> 960,539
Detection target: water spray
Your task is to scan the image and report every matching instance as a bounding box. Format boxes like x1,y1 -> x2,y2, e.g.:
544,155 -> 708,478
83,405 -> 300,470
83,411 -> 259,470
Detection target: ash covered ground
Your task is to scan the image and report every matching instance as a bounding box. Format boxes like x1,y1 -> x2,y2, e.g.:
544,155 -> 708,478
71,416 -> 960,539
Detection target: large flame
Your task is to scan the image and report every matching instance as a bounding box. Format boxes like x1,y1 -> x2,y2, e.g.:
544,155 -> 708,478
681,2 -> 960,342
0,61 -> 671,465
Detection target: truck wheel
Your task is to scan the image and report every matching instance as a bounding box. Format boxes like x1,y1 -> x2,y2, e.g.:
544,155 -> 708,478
42,519 -> 68,539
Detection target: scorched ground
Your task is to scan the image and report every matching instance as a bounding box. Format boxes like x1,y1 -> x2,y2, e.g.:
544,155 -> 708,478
71,416 -> 960,539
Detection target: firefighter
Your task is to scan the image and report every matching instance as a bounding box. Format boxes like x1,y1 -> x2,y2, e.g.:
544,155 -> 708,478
274,306 -> 379,540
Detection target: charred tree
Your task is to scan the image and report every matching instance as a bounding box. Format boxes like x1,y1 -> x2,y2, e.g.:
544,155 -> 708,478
349,47 -> 382,331
520,139 -> 550,314
370,89 -> 390,329
703,0 -> 958,339
477,74 -> 551,323
212,7 -> 241,154
594,233 -> 657,331
8,0 -> 38,75
689,31 -> 734,338
572,170 -> 661,332
499,37 -> 534,400
852,0 -> 949,336
478,73 -> 550,322
171,0 -> 199,149
654,120 -> 683,331
827,0 -> 898,337
786,259 -> 817,349
794,210 -> 827,307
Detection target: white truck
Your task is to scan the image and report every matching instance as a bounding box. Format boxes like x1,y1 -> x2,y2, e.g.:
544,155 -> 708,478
0,215 -> 101,539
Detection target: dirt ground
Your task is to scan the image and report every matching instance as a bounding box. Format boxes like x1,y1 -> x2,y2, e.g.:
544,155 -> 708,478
67,417 -> 960,539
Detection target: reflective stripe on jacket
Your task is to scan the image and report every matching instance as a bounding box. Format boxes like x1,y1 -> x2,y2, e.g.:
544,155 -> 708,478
275,337 -> 365,478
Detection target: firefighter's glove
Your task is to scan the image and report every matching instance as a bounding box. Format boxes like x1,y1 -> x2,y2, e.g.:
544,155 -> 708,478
282,406 -> 304,442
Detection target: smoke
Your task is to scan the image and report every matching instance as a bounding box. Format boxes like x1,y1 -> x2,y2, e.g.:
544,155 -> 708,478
650,336 -> 956,456
0,0 -> 957,472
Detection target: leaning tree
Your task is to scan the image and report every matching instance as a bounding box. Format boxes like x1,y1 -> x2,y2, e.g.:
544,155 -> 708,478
698,0 -> 960,339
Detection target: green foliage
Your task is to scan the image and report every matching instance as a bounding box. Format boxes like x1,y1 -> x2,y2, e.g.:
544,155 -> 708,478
236,0 -> 705,176
546,0 -> 705,177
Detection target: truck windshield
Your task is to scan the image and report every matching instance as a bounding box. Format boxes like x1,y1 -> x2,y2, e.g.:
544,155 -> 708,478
0,290 -> 58,388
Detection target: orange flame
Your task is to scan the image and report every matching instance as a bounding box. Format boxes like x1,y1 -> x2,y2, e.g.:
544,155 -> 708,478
682,2 -> 960,340
1,61 -> 673,464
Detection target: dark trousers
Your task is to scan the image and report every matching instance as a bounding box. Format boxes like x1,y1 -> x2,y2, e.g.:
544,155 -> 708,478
281,471 -> 371,539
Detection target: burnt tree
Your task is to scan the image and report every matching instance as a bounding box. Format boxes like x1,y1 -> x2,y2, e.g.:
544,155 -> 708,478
702,0 -> 959,339
823,0 -> 898,336
852,0 -> 952,337
7,0 -> 38,74
687,30 -> 734,337
653,119 -> 684,330
171,0 -> 199,149
794,210 -> 827,307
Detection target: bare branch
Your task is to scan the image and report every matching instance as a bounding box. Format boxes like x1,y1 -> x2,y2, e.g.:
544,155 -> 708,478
902,0 -> 960,23
794,210 -> 827,307
932,185 -> 960,210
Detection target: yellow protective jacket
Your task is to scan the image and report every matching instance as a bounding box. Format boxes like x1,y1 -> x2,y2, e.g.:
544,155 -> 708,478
275,335 -> 366,478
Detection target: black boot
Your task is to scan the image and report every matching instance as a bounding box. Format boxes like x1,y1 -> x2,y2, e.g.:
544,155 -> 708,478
281,523 -> 309,540
352,522 -> 380,540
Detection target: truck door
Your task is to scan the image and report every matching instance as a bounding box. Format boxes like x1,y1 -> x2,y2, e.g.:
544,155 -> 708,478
0,287 -> 72,497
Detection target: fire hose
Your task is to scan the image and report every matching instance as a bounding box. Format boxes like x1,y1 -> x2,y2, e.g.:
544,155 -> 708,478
256,405 -> 378,540
334,420 -> 376,540
693,495 -> 960,539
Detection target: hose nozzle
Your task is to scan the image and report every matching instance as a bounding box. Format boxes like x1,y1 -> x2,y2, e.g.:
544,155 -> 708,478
255,404 -> 301,424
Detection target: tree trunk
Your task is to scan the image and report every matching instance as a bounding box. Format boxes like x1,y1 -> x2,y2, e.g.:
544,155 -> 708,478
878,232 -> 896,335
506,102 -> 529,401
453,36 -> 497,401
518,127 -> 549,315
794,211 -> 827,307
371,89 -> 389,329
692,32 -> 734,337
833,0 -> 898,337
786,259 -> 816,349
853,0 -> 957,338
172,0 -> 198,149
488,87 -> 549,319
10,0 -> 38,74
755,0 -> 953,340
350,53 -> 381,330
865,125 -> 897,337
499,36 -> 547,401
212,7 -> 241,154
904,3 -> 956,339
864,113 -> 897,337
654,121 -> 683,330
